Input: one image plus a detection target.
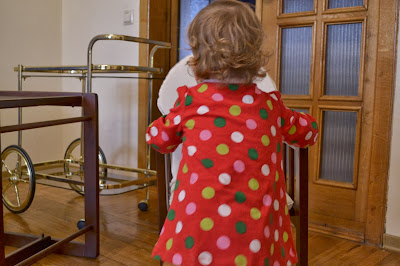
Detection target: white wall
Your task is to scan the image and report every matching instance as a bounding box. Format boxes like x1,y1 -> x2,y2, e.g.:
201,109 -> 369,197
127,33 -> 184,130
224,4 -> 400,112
61,0 -> 141,168
0,1 -> 63,162
386,9 -> 400,238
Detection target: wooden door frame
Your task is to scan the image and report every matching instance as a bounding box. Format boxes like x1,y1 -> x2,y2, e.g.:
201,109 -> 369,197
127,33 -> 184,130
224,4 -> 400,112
258,0 -> 398,246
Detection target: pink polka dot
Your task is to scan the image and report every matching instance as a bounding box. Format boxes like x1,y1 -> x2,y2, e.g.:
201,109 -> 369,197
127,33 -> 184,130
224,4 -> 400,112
264,226 -> 270,238
211,93 -> 224,102
233,160 -> 245,173
277,117 -> 282,127
190,173 -> 199,184
161,131 -> 169,141
273,261 -> 280,266
279,216 -> 283,227
172,253 -> 183,265
280,188 -> 284,199
271,153 -> 277,164
186,202 -> 197,215
289,248 -> 295,257
199,130 -> 212,141
216,235 -> 230,250
263,194 -> 272,206
299,117 -> 308,126
255,88 -> 262,94
246,119 -> 257,130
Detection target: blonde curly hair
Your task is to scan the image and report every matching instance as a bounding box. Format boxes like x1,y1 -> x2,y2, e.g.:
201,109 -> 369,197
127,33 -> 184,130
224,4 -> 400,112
187,0 -> 268,85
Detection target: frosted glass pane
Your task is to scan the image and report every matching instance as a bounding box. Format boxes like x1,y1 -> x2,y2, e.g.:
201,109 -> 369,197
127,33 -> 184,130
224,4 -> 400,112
320,111 -> 357,183
280,27 -> 312,95
325,23 -> 362,96
283,0 -> 314,13
328,0 -> 363,9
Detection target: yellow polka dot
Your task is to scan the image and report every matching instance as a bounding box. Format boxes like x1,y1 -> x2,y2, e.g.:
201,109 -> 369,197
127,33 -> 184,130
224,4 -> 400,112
200,218 -> 214,231
289,125 -> 297,135
248,178 -> 259,191
216,144 -> 229,155
285,205 -> 289,215
300,112 -> 306,115
229,105 -> 241,116
202,187 -> 215,199
167,145 -> 176,150
166,238 -> 173,250
250,208 -> 261,220
185,119 -> 195,130
283,231 -> 289,242
149,122 -> 154,127
165,119 -> 170,127
275,171 -> 279,181
261,135 -> 270,146
267,100 -> 273,110
182,163 -> 188,174
235,254 -> 247,266
270,244 -> 274,255
198,84 -> 208,93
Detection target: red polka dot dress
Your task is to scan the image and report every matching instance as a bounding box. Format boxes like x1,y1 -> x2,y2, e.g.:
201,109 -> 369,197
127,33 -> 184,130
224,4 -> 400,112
146,82 -> 318,266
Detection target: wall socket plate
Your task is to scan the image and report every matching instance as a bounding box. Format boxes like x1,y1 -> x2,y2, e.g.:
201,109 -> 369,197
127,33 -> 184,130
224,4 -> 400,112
123,10 -> 134,25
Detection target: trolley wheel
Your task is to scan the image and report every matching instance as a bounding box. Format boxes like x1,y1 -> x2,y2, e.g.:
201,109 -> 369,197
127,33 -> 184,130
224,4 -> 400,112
1,145 -> 35,213
138,200 -> 149,211
64,138 -> 107,195
77,219 -> 86,230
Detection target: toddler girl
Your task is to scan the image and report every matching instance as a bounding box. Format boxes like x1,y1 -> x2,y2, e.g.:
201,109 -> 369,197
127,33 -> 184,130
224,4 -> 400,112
146,1 -> 318,265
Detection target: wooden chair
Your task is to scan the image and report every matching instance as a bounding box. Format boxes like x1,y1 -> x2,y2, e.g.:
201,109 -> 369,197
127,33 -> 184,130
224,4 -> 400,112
156,145 -> 309,265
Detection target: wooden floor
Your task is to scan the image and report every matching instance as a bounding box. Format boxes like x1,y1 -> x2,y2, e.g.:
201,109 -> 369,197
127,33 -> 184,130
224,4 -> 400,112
4,183 -> 400,265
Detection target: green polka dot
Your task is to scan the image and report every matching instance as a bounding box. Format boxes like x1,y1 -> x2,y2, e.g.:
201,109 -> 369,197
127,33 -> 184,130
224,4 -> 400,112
198,84 -> 208,93
289,125 -> 296,135
151,144 -> 160,150
202,187 -> 215,199
270,243 -> 274,255
283,231 -> 289,242
214,117 -> 226,127
165,119 -> 170,126
166,238 -> 173,250
182,136 -> 186,142
264,258 -> 270,266
176,131 -> 183,136
281,247 -> 285,258
261,135 -> 270,146
228,84 -> 239,91
250,208 -> 261,220
267,100 -> 273,110
174,180 -> 180,190
260,109 -> 268,119
229,105 -> 241,116
167,209 -> 176,221
185,236 -> 194,249
200,218 -> 214,231
182,163 -> 188,173
235,254 -> 247,266
281,117 -> 285,126
248,148 -> 258,160
248,178 -> 259,191
216,144 -> 229,155
185,119 -> 195,129
154,255 -> 161,261
185,95 -> 193,106
235,191 -> 246,203
270,214 -> 273,225
235,221 -> 247,234
201,159 -> 214,168
175,100 -> 180,107
277,142 -> 281,153
312,121 -> 318,129
275,171 -> 279,182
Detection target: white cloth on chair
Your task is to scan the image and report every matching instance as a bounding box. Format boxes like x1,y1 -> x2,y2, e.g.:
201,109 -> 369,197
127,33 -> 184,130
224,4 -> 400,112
157,54 -> 294,209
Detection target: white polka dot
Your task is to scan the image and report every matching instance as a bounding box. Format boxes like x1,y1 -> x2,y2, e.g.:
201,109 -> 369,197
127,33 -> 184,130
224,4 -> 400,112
250,239 -> 261,253
175,221 -> 183,233
178,190 -> 186,202
287,261 -> 292,266
271,126 -> 276,136
270,93 -> 278,101
174,115 -> 181,125
218,204 -> 231,217
274,229 -> 279,242
231,131 -> 244,143
187,146 -> 197,156
218,173 -> 231,185
242,95 -> 254,104
305,131 -> 312,141
274,199 -> 279,211
197,105 -> 210,115
150,126 -> 158,137
314,133 -> 319,142
274,260 -> 281,266
145,133 -> 150,142
290,116 -> 294,124
198,251 -> 212,265
261,164 -> 270,176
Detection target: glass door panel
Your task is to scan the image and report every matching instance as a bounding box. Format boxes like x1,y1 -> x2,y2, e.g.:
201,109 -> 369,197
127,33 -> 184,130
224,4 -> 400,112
282,0 -> 314,13
328,0 -> 363,9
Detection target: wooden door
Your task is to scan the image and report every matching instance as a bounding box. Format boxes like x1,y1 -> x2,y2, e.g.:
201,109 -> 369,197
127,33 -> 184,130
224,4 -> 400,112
259,0 -> 397,244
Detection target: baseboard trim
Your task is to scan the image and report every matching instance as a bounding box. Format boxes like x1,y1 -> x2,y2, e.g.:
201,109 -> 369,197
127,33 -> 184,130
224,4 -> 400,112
383,233 -> 400,253
309,223 -> 364,243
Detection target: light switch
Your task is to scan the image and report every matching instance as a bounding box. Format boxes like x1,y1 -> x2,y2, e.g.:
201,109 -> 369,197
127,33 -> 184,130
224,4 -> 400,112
123,10 -> 134,25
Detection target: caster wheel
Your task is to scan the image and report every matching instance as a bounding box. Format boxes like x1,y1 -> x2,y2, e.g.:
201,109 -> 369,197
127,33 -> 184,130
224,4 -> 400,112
77,219 -> 85,230
138,200 -> 148,211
